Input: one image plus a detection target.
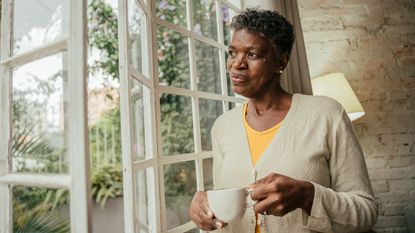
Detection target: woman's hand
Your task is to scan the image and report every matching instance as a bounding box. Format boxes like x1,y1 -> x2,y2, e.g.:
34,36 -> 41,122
250,173 -> 315,216
189,191 -> 227,230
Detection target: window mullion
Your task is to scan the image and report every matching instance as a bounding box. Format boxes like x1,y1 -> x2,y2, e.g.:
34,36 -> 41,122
148,0 -> 165,232
186,0 -> 205,196
0,174 -> 71,189
215,0 -> 230,112
220,0 -> 240,12
155,18 -> 227,51
0,0 -> 14,232
216,0 -> 225,45
167,221 -> 197,233
117,0 -> 137,233
161,152 -> 212,166
1,39 -> 67,68
67,0 -> 92,232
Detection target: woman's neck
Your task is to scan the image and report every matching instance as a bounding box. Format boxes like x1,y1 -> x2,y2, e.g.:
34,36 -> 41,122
248,84 -> 291,116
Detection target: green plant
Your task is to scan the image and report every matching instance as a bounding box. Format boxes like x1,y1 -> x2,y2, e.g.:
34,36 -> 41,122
13,202 -> 70,233
13,164 -> 123,212
88,0 -> 119,81
91,165 -> 123,209
89,106 -> 122,167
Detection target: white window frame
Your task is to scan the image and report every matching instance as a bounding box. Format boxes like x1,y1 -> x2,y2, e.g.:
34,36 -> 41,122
0,0 -> 92,232
117,0 -> 243,233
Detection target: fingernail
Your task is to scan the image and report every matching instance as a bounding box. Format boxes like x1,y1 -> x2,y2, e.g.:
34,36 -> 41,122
207,211 -> 213,218
215,221 -> 223,228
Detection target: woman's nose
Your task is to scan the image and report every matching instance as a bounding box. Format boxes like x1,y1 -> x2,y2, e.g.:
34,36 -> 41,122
232,55 -> 247,69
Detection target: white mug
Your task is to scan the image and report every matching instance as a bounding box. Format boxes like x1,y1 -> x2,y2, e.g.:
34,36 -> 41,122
207,187 -> 256,222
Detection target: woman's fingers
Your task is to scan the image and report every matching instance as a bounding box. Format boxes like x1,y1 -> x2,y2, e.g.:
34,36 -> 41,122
250,177 -> 282,200
250,186 -> 270,200
189,191 -> 226,230
249,173 -> 309,216
252,191 -> 287,216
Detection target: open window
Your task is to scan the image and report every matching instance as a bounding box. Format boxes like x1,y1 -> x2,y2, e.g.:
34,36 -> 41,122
0,0 -> 91,232
117,0 -> 243,232
1,0 -> 248,232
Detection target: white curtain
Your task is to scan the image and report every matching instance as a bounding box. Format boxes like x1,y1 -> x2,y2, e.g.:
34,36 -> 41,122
242,0 -> 312,95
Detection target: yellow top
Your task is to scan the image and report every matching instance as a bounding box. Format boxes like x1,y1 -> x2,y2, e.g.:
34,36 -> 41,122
243,103 -> 283,165
243,103 -> 283,233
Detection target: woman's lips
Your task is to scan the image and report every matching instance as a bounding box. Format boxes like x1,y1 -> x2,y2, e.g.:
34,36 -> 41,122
230,74 -> 248,85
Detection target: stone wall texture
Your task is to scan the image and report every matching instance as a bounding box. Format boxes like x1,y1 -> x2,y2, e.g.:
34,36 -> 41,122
298,0 -> 415,232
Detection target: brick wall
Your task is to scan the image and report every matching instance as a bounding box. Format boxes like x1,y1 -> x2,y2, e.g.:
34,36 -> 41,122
297,0 -> 415,232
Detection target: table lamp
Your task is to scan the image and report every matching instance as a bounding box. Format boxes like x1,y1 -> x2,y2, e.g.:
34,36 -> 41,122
311,72 -> 365,121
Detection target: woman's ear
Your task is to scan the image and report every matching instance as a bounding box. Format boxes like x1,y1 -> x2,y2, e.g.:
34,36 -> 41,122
275,53 -> 289,75
278,53 -> 290,71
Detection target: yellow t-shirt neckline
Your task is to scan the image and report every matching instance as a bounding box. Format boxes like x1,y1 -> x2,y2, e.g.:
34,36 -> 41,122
243,103 -> 283,165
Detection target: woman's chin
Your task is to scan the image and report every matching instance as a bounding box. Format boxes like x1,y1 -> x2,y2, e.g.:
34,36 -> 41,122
232,87 -> 248,97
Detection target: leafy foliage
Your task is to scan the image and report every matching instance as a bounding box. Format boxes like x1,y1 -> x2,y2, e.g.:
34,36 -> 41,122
13,202 -> 70,233
164,162 -> 197,201
12,70 -> 67,173
13,186 -> 70,223
91,165 -> 123,209
89,106 -> 122,167
88,0 -> 119,80
156,0 -> 187,26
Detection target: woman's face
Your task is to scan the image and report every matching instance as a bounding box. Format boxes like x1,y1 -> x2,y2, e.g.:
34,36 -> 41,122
227,29 -> 281,98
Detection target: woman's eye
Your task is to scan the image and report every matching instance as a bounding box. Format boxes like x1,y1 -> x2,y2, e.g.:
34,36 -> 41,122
247,53 -> 258,59
228,50 -> 236,58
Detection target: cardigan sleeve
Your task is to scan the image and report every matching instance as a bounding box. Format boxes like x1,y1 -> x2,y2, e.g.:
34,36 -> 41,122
303,110 -> 378,233
210,124 -> 233,233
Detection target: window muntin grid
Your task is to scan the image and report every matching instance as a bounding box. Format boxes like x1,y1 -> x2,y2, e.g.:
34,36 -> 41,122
118,0 -> 243,232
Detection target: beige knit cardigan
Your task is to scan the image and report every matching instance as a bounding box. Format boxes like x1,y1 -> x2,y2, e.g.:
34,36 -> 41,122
210,94 -> 378,233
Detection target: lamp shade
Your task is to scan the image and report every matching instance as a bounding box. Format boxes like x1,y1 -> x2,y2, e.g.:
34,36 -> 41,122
311,73 -> 365,121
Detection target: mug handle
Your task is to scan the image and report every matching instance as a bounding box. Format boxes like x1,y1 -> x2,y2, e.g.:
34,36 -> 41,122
245,188 -> 257,208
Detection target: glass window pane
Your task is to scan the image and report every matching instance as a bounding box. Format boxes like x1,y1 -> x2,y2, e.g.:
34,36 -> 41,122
134,167 -> 156,233
228,101 -> 237,110
227,0 -> 242,9
128,0 -> 150,76
12,52 -> 68,174
221,4 -> 238,46
131,78 -> 153,161
203,158 -> 213,190
13,0 -> 69,55
13,186 -> 70,232
164,161 -> 196,229
192,0 -> 218,40
157,26 -> 191,89
195,41 -> 221,94
160,94 -> 194,156
199,99 -> 223,151
156,0 -> 187,28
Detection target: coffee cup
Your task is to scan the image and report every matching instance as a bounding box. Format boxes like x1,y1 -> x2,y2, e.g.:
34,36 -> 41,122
207,187 -> 255,222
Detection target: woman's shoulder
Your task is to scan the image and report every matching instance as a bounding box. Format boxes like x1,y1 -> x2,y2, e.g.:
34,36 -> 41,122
291,94 -> 346,126
211,104 -> 244,135
294,94 -> 344,115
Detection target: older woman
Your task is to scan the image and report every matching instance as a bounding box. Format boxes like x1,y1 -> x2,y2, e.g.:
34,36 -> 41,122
189,8 -> 378,233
